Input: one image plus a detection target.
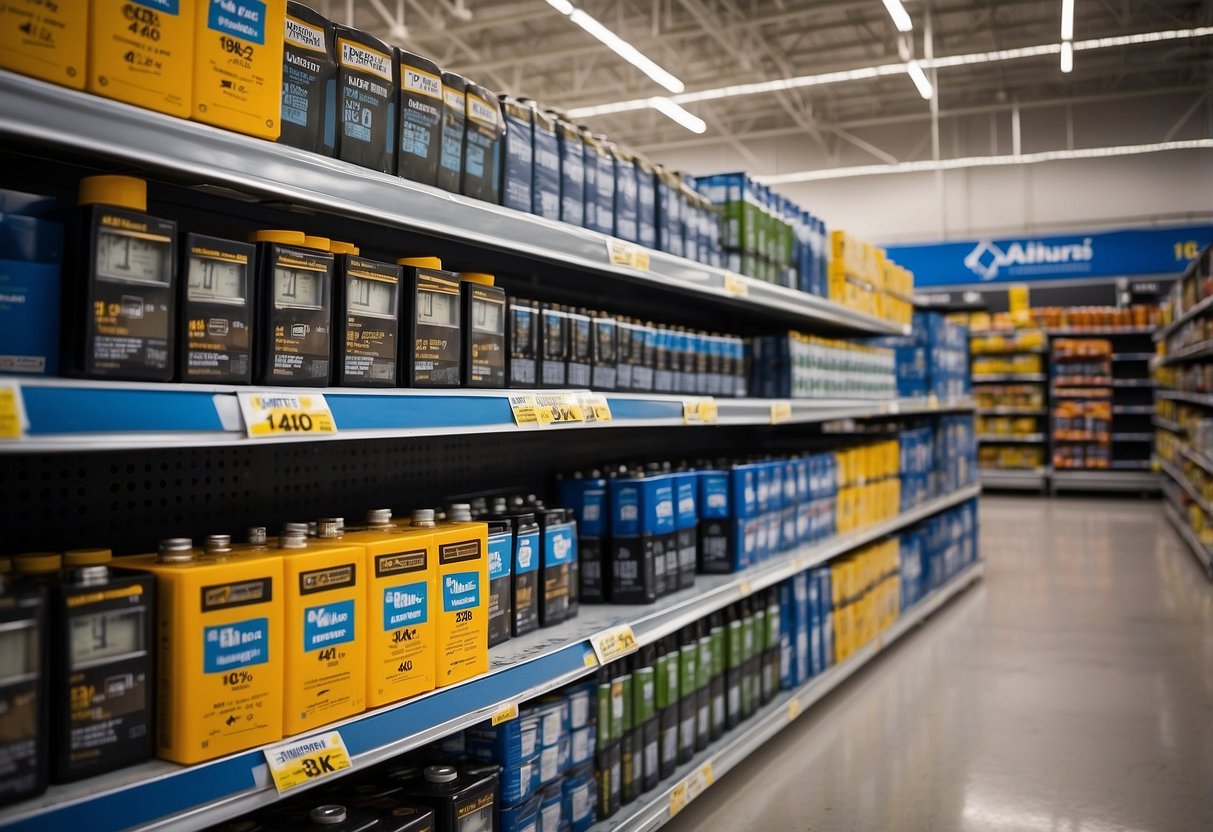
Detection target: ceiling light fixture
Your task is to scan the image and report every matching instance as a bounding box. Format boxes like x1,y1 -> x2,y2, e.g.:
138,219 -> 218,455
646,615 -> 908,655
906,60 -> 934,99
881,0 -> 914,33
562,27 -> 1213,118
1061,0 -> 1075,40
1060,40 -> 1074,72
649,97 -> 707,133
544,0 -> 685,93
755,139 -> 1213,184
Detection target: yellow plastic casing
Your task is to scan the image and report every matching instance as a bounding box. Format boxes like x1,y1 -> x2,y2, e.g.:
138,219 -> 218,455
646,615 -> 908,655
431,519 -> 489,687
122,548 -> 283,763
276,537 -> 367,735
340,524 -> 438,707
192,0 -> 285,139
87,0 -> 195,117
0,0 -> 88,89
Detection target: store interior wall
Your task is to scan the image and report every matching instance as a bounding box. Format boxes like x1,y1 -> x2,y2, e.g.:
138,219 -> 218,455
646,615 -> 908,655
648,91 -> 1213,243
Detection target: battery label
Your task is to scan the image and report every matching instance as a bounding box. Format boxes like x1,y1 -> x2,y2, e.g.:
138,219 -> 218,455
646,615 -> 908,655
383,582 -> 427,629
443,572 -> 480,611
208,0 -> 267,44
515,531 -> 539,575
488,534 -> 510,580
544,523 -> 575,567
302,601 -> 355,651
203,619 -> 269,672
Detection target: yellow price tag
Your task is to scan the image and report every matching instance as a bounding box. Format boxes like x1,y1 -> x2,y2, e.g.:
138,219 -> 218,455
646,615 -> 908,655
684,763 -> 714,801
927,393 -> 939,408
698,399 -> 718,424
723,272 -> 749,296
578,394 -> 612,423
491,703 -> 519,725
583,648 -> 599,668
631,249 -> 651,271
534,394 -> 584,425
788,698 -> 802,722
683,399 -> 700,424
264,731 -> 352,794
239,392 -> 337,438
0,383 -> 26,440
590,624 -> 639,665
669,783 -> 688,818
738,578 -> 753,597
770,401 -> 792,425
508,394 -> 542,427
607,240 -> 649,270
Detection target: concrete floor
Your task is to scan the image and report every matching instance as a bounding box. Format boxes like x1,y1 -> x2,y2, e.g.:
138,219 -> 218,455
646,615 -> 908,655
664,496 -> 1213,832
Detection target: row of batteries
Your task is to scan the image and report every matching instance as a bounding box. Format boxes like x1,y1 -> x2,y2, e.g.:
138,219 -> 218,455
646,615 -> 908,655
0,448 -> 865,803
1,0 -> 832,276
10,176 -> 750,389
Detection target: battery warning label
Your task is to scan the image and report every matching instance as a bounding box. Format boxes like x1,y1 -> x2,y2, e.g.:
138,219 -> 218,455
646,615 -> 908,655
383,582 -> 427,630
203,618 -> 269,672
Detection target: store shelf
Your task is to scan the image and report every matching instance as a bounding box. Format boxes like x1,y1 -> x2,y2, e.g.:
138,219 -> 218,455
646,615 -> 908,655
1152,417 -> 1183,433
1044,327 -> 1156,336
1111,405 -> 1155,414
1053,434 -> 1111,443
1111,433 -> 1155,442
972,374 -> 1047,383
0,483 -> 981,832
0,71 -> 905,337
0,379 -> 975,452
976,407 -> 1047,416
1050,469 -> 1159,492
1109,379 -> 1155,388
1153,291 -> 1213,342
1176,443 -> 1213,477
1160,486 -> 1213,579
1157,389 -> 1213,407
1157,341 -> 1213,366
979,468 -> 1049,490
976,434 -> 1045,444
587,560 -> 986,832
969,347 -> 1047,355
1159,458 -> 1213,515
1112,353 -> 1156,361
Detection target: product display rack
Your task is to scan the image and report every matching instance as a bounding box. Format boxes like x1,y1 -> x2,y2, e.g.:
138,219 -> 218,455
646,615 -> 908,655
0,71 -> 904,336
0,484 -> 981,832
1158,456 -> 1213,578
971,331 -> 1050,492
585,561 -> 985,832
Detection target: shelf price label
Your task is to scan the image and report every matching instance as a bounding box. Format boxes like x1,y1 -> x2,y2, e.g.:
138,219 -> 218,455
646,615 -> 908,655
723,272 -> 748,297
508,394 -> 543,426
534,393 -> 585,425
265,731 -> 352,794
577,393 -> 613,423
669,762 -> 715,818
0,382 -> 27,440
682,397 -> 719,425
491,702 -> 519,725
590,624 -> 638,665
787,698 -> 803,722
770,401 -> 792,425
238,392 -> 337,438
607,240 -> 649,271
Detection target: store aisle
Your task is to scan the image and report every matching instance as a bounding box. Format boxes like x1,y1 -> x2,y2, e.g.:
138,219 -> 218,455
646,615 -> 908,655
664,496 -> 1213,832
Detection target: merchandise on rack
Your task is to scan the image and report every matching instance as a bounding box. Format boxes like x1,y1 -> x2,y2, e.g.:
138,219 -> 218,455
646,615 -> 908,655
750,334 -> 895,400
868,311 -> 969,399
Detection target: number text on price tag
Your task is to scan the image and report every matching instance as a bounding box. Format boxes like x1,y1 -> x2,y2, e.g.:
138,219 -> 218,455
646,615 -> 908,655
264,731 -> 352,793
238,393 -> 337,438
491,703 -> 519,725
590,624 -> 639,665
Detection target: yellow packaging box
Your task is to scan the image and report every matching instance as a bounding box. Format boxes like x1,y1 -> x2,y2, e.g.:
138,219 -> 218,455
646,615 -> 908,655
0,0 -> 88,89
192,0 -> 285,138
432,514 -> 488,687
342,510 -> 438,708
88,0 -> 195,117
124,538 -> 283,764
276,528 -> 366,735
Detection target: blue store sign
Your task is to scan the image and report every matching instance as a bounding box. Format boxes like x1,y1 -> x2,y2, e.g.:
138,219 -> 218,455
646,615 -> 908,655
884,225 -> 1213,287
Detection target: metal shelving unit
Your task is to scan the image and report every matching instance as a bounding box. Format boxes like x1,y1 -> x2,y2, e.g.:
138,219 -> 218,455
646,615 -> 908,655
978,468 -> 1050,491
976,434 -> 1046,444
0,484 -> 981,832
0,71 -> 904,336
972,373 -> 1047,383
1157,390 -> 1213,408
977,407 -> 1047,416
1051,469 -> 1158,492
1153,416 -> 1183,433
1044,327 -> 1156,336
0,379 -> 973,452
1160,485 -> 1213,579
1157,342 -> 1213,366
587,560 -> 986,832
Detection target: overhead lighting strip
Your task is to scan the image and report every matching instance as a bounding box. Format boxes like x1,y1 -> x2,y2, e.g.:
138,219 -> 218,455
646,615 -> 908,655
544,0 -> 685,93
564,27 -> 1213,119
754,140 -> 1213,184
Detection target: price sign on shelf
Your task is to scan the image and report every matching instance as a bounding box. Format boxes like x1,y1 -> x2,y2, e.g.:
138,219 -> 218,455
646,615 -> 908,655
669,762 -> 715,817
534,393 -> 585,425
723,272 -> 749,297
0,382 -> 27,440
491,702 -> 519,725
264,731 -> 352,794
238,392 -> 337,438
770,401 -> 792,425
590,624 -> 639,665
607,240 -> 650,271
578,393 -> 613,423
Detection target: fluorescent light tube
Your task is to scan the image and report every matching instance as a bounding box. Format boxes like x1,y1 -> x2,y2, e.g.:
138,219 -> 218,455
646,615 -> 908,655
1061,0 -> 1074,40
649,97 -> 707,133
906,60 -> 933,99
882,0 -> 914,32
755,139 -> 1213,184
556,7 -> 685,93
1060,40 -> 1073,72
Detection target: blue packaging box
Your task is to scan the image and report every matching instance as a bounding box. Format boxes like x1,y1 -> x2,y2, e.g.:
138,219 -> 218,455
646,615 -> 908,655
636,157 -> 656,249
529,699 -> 568,747
467,712 -> 542,764
537,781 -> 564,832
488,524 -> 514,646
673,470 -> 698,590
569,724 -> 594,767
558,474 -> 609,603
0,203 -> 61,376
498,754 -> 541,805
613,149 -> 638,243
499,96 -> 534,213
608,472 -> 675,602
531,106 -> 561,220
563,763 -> 596,832
592,139 -> 615,236
554,118 -> 585,227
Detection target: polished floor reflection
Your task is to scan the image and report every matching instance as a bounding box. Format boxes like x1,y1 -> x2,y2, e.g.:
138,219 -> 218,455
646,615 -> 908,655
663,496 -> 1213,832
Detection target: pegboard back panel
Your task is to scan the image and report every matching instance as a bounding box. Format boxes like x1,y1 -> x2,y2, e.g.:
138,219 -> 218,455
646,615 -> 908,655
1,426 -> 794,556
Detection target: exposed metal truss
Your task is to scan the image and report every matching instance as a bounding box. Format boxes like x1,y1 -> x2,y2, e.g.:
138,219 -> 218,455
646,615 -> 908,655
324,0 -> 1212,170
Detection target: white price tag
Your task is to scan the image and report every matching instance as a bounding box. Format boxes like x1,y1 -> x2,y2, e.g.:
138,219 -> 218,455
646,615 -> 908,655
238,392 -> 337,438
264,731 -> 352,794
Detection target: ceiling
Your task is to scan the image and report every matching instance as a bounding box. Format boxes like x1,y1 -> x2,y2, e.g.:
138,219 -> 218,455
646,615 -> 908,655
320,0 -> 1212,173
